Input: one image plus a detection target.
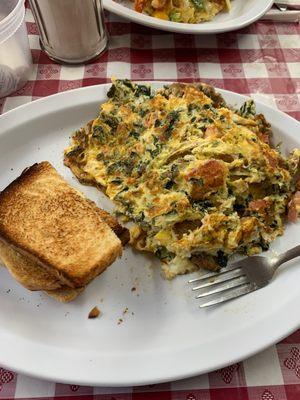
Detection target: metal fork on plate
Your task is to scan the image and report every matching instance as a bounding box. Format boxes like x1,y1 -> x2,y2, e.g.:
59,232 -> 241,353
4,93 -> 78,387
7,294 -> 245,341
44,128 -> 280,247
189,245 -> 300,308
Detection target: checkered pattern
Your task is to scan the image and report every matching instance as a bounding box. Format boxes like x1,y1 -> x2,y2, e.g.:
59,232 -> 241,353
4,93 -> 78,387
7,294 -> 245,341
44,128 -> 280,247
1,6 -> 300,121
1,3 -> 300,400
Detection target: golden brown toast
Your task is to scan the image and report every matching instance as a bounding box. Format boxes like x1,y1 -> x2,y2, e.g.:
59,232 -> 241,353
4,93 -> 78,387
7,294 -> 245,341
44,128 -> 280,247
90,204 -> 130,246
0,162 -> 122,288
0,210 -> 128,293
0,240 -> 83,302
45,286 -> 84,302
0,239 -> 62,290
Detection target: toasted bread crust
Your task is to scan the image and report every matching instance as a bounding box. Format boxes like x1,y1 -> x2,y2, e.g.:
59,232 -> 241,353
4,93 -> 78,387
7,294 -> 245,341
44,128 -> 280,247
45,286 -> 84,302
64,163 -> 131,243
87,202 -> 130,246
0,162 -> 122,287
0,239 -> 62,290
99,210 -> 130,245
0,239 -> 84,301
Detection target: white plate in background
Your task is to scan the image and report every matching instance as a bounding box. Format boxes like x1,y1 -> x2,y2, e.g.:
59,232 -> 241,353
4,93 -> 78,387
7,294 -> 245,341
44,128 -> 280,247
0,81 -> 299,386
103,0 -> 273,34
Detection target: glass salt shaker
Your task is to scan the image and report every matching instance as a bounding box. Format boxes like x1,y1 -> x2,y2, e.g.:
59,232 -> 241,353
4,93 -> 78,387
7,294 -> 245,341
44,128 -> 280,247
29,0 -> 108,65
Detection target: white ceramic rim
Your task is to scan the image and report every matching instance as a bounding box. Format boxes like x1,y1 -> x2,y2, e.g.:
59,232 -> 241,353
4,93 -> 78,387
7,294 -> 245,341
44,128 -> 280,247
0,82 -> 299,387
103,0 -> 273,34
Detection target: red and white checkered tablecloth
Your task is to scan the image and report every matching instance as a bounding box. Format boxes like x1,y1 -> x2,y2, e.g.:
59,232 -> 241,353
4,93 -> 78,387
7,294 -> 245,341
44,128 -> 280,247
1,4 -> 300,400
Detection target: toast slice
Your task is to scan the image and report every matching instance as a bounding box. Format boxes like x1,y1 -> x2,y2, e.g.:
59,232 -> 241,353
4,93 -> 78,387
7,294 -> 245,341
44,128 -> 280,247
0,239 -> 84,302
0,239 -> 62,291
88,202 -> 129,246
0,162 -> 122,288
0,241 -> 83,301
45,286 -> 84,302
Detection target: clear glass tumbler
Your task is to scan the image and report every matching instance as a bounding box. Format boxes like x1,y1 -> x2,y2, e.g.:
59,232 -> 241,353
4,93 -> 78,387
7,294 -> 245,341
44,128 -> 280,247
29,0 -> 108,65
0,0 -> 33,98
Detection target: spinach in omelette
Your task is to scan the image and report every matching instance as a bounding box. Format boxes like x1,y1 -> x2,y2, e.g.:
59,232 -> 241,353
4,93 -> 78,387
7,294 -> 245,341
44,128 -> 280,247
64,80 -> 300,279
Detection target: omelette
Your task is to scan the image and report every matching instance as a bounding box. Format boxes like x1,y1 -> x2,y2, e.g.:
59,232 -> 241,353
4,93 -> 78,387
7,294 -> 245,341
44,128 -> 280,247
64,80 -> 300,279
134,0 -> 231,23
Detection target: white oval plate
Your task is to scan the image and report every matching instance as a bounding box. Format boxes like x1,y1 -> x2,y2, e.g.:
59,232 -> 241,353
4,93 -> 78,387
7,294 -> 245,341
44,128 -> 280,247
0,82 -> 299,387
103,0 -> 273,34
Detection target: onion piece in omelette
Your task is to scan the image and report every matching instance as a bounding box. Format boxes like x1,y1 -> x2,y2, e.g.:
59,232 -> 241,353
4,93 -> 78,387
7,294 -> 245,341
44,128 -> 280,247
64,80 -> 300,279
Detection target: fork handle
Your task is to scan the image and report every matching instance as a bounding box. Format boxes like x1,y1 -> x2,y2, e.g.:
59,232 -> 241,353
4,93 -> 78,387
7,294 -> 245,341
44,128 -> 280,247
275,245 -> 300,269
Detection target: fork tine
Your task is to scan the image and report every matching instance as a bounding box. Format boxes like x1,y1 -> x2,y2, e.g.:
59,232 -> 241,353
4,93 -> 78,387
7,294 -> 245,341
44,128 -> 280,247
188,262 -> 243,284
199,283 -> 256,308
191,268 -> 243,291
188,270 -> 222,283
195,275 -> 248,298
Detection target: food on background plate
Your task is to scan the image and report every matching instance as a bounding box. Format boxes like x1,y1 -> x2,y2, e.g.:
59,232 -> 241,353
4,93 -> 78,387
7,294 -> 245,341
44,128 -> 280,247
134,0 -> 231,23
0,162 -> 128,301
64,80 -> 300,279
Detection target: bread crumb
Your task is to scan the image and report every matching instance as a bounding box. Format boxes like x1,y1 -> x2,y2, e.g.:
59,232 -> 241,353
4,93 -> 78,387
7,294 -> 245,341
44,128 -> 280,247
117,318 -> 123,325
88,306 -> 101,319
123,307 -> 128,315
131,287 -> 136,292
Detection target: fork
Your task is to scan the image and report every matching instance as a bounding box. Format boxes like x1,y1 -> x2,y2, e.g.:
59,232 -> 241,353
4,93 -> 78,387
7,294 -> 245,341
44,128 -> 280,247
189,245 -> 300,308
